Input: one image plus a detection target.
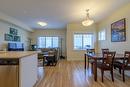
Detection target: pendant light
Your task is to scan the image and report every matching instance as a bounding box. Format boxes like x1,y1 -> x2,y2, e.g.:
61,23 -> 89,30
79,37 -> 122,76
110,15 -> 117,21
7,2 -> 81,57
82,9 -> 94,26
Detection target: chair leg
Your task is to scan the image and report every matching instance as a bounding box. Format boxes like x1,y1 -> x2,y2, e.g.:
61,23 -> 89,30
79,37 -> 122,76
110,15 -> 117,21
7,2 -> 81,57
101,70 -> 104,82
111,70 -> 114,82
114,66 -> 116,69
119,68 -> 121,74
91,63 -> 93,73
87,58 -> 89,68
43,58 -> 45,67
122,69 -> 125,82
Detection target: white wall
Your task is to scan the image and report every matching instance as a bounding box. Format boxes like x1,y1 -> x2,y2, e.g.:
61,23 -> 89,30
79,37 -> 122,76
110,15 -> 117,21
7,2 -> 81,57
66,23 -> 97,61
0,20 -> 31,50
0,12 -> 32,31
31,29 -> 66,57
97,3 -> 130,54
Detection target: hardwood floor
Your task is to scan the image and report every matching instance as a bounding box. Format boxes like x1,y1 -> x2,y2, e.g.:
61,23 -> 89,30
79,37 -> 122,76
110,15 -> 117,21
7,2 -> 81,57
37,60 -> 130,87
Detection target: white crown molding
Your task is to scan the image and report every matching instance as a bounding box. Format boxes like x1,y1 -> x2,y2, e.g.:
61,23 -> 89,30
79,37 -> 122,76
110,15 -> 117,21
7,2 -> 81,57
0,12 -> 33,32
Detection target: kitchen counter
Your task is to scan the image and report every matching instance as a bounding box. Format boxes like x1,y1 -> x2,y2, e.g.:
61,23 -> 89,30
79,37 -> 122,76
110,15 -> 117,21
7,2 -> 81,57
0,51 -> 38,87
0,51 -> 38,59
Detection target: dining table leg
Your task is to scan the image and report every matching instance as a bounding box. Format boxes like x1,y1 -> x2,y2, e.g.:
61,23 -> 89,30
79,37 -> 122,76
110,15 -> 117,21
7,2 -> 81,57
94,59 -> 97,81
84,54 -> 86,70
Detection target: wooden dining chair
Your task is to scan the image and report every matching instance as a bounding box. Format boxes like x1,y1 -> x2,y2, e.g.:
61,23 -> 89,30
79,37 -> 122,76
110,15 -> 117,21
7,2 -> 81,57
102,48 -> 109,53
101,49 -> 109,62
86,49 -> 95,68
113,51 -> 130,82
97,51 -> 116,82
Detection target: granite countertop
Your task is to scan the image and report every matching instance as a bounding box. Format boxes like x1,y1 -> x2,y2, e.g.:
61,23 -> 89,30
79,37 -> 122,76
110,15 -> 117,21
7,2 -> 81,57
0,51 -> 38,59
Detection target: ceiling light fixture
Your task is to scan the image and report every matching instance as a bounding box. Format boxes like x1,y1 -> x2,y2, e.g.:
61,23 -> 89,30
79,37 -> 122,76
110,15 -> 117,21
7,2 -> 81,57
82,9 -> 94,26
37,21 -> 47,26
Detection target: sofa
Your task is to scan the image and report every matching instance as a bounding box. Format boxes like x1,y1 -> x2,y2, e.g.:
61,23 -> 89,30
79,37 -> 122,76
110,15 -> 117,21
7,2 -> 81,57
38,48 -> 60,66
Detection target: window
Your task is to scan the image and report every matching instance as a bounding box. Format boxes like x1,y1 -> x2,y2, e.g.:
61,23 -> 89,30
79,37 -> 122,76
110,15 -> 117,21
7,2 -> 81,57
74,33 -> 94,50
38,36 -> 59,48
98,29 -> 106,40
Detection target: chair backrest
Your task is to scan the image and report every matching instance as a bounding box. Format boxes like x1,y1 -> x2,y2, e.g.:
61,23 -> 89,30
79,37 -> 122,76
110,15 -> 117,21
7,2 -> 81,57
123,51 -> 130,66
86,49 -> 95,54
102,49 -> 109,58
102,48 -> 109,53
102,51 -> 116,66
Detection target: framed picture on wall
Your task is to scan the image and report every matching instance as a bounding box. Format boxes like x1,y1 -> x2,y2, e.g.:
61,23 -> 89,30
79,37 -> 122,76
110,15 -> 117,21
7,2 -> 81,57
111,18 -> 126,42
14,36 -> 21,42
5,34 -> 14,41
10,28 -> 18,35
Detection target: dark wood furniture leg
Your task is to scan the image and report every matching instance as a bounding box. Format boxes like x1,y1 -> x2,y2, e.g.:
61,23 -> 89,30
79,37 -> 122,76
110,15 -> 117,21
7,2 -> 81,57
87,57 -> 89,68
43,57 -> 45,67
101,70 -> 104,82
94,59 -> 97,81
91,63 -> 93,73
85,54 -> 86,70
111,69 -> 114,82
122,68 -> 125,82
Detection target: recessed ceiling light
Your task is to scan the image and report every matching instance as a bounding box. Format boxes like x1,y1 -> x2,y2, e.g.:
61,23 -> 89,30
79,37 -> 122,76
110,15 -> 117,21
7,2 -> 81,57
37,21 -> 47,26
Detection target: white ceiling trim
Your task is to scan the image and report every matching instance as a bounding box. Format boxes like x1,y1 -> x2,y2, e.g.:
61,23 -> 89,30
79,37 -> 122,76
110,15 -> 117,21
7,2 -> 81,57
0,12 -> 32,32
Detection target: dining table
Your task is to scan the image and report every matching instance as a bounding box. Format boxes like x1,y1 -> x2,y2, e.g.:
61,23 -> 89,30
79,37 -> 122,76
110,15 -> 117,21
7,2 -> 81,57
84,53 -> 124,81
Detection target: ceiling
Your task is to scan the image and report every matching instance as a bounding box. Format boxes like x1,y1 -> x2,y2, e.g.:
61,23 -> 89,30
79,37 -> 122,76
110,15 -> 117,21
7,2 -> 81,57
0,0 -> 130,29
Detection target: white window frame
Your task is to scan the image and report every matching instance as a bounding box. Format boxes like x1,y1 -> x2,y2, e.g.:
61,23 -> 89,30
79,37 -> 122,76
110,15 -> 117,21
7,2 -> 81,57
98,29 -> 106,41
37,36 -> 59,48
73,33 -> 94,50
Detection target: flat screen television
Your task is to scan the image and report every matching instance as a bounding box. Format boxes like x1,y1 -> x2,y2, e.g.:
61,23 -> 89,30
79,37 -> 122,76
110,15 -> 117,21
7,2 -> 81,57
8,43 -> 24,51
